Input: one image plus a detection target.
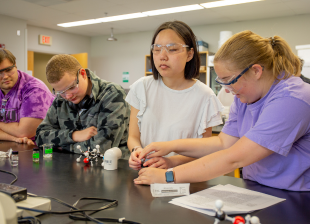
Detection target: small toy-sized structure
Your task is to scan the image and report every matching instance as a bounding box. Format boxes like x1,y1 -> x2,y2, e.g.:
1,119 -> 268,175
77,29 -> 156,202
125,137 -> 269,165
76,145 -> 104,166
214,200 -> 261,224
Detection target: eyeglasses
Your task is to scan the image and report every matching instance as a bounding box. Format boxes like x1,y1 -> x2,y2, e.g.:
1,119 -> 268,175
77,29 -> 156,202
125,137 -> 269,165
215,64 -> 265,95
215,64 -> 254,86
151,43 -> 189,55
0,65 -> 16,77
53,69 -> 80,97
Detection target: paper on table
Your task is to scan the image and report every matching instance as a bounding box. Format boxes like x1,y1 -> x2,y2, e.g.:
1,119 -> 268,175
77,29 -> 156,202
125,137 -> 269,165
169,184 -> 285,215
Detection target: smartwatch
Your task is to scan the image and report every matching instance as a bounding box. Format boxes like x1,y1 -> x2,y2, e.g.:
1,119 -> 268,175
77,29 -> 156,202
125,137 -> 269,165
165,168 -> 175,183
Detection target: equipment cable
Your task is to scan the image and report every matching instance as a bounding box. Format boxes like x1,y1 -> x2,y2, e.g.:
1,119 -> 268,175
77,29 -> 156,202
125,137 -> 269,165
1,169 -> 141,224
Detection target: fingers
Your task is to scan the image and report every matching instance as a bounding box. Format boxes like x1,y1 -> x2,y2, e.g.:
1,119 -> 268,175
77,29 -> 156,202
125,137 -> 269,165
138,168 -> 147,176
138,144 -> 156,159
149,158 -> 166,169
128,157 -> 141,170
131,151 -> 141,163
16,137 -> 28,144
22,137 -> 28,143
143,157 -> 159,167
134,170 -> 151,185
27,139 -> 35,145
134,178 -> 150,185
89,127 -> 98,136
134,179 -> 150,185
15,138 -> 22,144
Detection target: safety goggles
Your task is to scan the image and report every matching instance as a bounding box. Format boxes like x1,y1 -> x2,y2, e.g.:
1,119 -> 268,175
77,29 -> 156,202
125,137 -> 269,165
151,43 -> 189,55
215,64 -> 254,86
53,69 -> 80,97
0,65 -> 16,77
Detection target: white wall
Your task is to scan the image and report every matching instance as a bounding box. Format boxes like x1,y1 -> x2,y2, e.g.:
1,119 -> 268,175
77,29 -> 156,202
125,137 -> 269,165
0,14 -> 27,71
27,25 -> 91,66
91,31 -> 153,89
192,14 -> 310,54
90,14 -> 310,88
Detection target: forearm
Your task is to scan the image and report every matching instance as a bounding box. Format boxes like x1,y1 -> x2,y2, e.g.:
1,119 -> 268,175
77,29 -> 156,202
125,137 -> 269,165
127,135 -> 142,152
169,136 -> 225,158
168,155 -> 196,167
35,125 -> 75,148
0,129 -> 18,142
0,122 -> 33,138
173,136 -> 273,183
174,147 -> 239,183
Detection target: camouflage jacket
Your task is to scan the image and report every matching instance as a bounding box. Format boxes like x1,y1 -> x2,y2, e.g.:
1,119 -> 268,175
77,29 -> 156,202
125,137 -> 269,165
35,69 -> 130,159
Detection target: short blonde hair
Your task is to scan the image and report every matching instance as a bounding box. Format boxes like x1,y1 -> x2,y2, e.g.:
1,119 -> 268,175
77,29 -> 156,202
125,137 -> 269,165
214,30 -> 300,82
46,54 -> 82,83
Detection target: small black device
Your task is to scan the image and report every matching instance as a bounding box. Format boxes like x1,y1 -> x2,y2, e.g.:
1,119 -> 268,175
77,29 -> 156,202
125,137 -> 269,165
0,183 -> 27,202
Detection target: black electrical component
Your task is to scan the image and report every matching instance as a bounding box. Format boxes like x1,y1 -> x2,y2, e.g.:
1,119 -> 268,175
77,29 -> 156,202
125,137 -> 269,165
0,183 -> 27,202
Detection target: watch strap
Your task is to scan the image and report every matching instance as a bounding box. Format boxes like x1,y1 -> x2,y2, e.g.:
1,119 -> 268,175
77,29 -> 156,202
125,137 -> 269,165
131,146 -> 142,152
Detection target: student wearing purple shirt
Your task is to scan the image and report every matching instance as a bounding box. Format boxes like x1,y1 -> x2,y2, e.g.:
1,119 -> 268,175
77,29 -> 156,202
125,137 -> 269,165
0,49 -> 54,145
135,30 -> 310,191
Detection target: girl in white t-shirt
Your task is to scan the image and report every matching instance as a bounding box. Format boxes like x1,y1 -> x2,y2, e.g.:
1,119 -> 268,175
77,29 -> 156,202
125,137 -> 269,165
126,21 -> 223,170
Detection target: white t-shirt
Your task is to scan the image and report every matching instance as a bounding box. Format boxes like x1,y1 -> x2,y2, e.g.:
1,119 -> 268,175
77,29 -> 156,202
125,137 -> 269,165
126,76 -> 224,152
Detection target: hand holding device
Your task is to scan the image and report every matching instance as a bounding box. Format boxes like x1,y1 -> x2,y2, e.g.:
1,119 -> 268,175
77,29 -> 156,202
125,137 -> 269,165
129,147 -> 143,170
139,142 -> 173,160
143,156 -> 172,169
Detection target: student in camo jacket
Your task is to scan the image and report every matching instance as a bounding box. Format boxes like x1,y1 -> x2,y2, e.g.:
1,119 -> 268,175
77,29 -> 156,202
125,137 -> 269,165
35,54 -> 130,158
0,49 -> 54,145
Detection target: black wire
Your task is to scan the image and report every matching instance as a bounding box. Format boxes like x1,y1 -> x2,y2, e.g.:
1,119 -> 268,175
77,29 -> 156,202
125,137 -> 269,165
69,197 -> 119,223
0,169 -> 18,185
23,194 -> 132,224
69,216 -> 142,224
18,216 -> 41,224
2,170 -> 141,224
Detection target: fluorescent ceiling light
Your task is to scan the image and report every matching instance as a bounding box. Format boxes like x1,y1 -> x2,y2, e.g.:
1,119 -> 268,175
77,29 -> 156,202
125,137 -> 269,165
58,19 -> 100,27
58,1 -> 260,28
58,13 -> 146,27
97,13 -> 146,23
143,4 -> 203,16
200,0 -> 262,8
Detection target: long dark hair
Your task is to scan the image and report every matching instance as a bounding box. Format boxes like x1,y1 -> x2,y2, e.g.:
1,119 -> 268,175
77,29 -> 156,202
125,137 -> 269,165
150,21 -> 200,80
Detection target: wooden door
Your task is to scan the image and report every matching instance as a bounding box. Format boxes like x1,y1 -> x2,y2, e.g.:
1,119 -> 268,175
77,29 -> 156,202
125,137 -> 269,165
71,53 -> 88,68
27,51 -> 34,76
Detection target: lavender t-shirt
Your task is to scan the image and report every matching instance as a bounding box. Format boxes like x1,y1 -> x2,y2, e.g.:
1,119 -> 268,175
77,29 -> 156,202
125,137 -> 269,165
222,76 -> 310,191
0,70 -> 54,125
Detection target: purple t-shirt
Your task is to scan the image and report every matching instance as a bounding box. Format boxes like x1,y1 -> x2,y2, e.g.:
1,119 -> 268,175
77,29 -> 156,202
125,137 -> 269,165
222,76 -> 310,191
0,70 -> 54,127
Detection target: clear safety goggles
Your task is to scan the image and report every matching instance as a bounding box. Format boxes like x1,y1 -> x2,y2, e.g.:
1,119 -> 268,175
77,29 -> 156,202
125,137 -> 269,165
53,69 -> 80,97
151,43 -> 189,55
0,65 -> 16,78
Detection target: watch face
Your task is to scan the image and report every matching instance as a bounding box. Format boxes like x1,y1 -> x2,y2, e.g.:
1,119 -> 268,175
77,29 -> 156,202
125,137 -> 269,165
165,171 -> 174,183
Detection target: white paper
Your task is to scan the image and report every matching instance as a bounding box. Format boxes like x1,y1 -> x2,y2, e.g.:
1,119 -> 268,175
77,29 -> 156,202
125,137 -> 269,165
170,184 -> 285,215
151,183 -> 190,197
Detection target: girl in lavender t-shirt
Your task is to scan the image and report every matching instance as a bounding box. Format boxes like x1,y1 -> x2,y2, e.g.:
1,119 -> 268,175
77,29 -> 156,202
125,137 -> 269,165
135,30 -> 310,191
